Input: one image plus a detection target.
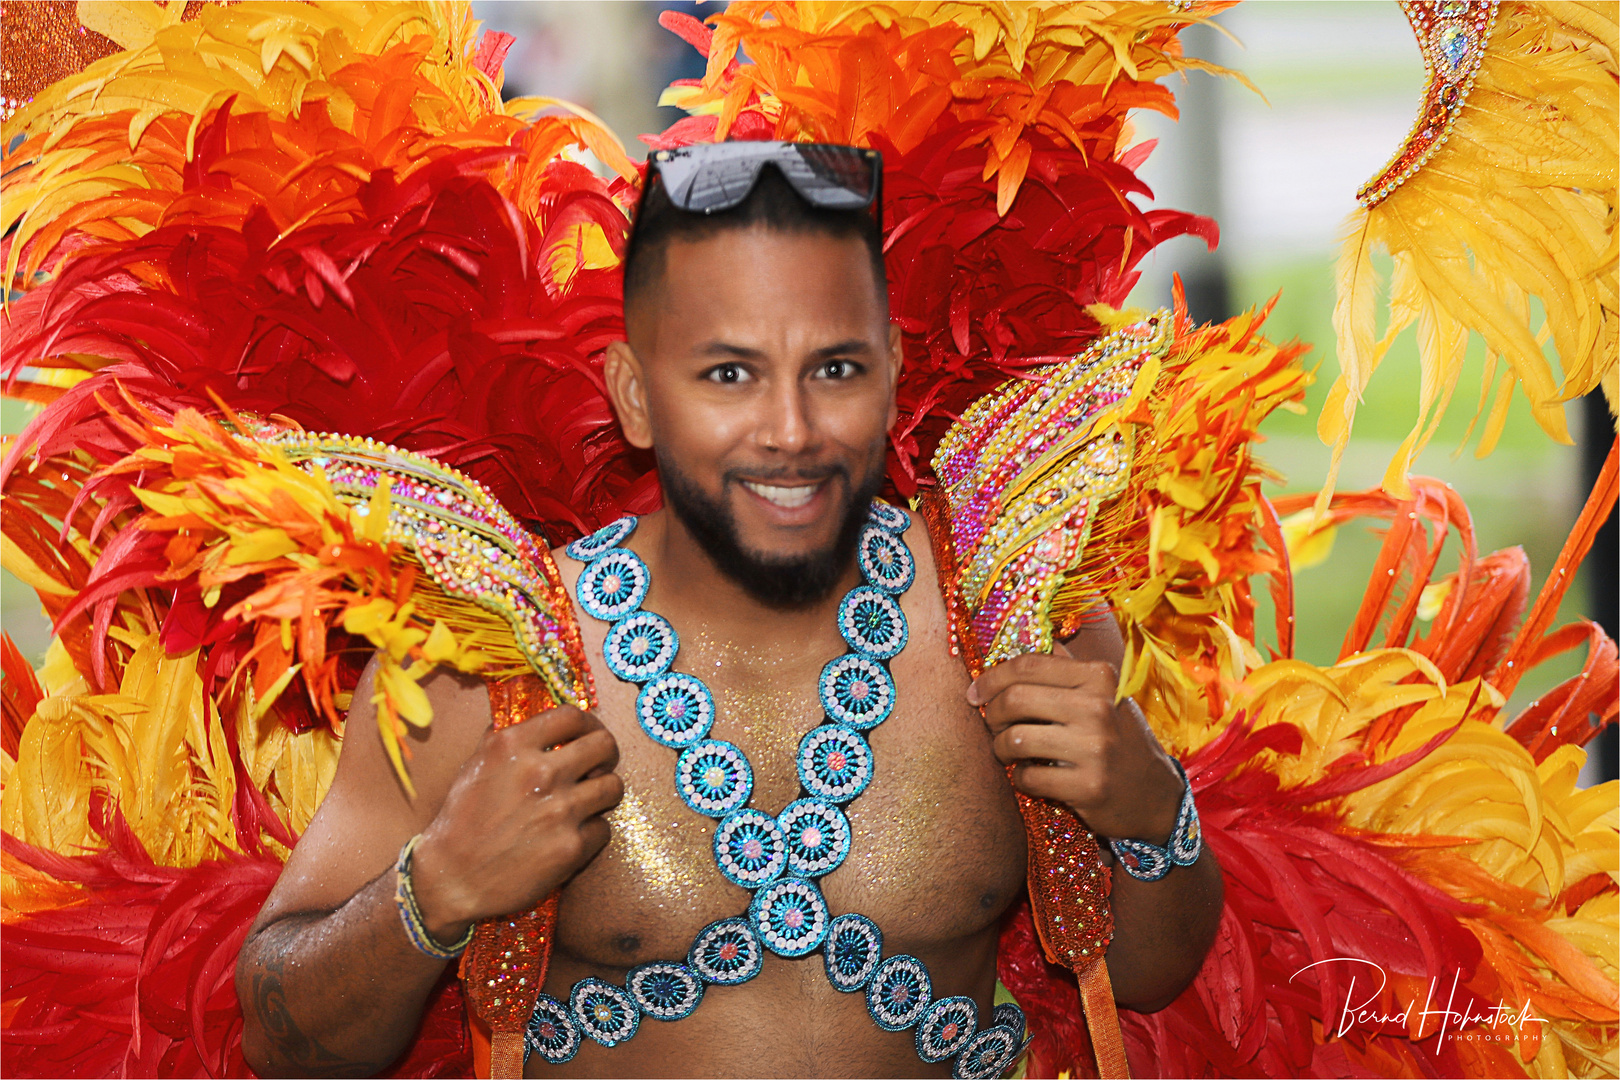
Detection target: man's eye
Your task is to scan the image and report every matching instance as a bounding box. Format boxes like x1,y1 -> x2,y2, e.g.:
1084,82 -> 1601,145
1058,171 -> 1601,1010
707,364 -> 749,384
817,359 -> 857,380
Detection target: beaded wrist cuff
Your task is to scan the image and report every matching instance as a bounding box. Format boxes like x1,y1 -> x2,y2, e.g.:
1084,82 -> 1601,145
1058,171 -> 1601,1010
1108,760 -> 1201,882
395,834 -> 475,960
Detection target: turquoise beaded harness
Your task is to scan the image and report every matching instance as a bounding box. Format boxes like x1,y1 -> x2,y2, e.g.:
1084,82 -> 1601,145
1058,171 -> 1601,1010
521,503 -> 1027,1077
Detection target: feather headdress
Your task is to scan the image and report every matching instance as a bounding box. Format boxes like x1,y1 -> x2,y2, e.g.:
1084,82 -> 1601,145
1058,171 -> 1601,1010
1323,0 -> 1618,508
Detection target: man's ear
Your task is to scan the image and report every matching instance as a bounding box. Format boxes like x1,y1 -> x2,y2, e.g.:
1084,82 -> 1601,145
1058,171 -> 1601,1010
604,339 -> 653,449
885,321 -> 904,431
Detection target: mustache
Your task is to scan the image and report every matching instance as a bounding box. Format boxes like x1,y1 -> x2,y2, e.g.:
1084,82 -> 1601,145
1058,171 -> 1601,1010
724,464 -> 849,484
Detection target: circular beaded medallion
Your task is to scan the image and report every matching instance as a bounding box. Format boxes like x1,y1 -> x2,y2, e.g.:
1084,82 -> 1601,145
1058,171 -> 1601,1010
838,586 -> 908,659
577,548 -> 650,621
676,740 -> 753,817
858,525 -> 916,594
525,994 -> 582,1064
915,996 -> 979,1062
818,654 -> 895,730
867,500 -> 909,533
991,1001 -> 1027,1043
603,612 -> 678,682
713,808 -> 787,887
777,798 -> 851,877
569,978 -> 640,1047
626,961 -> 704,1021
866,955 -> 932,1031
688,917 -> 764,985
748,877 -> 830,957
823,913 -> 883,992
797,725 -> 873,803
953,1025 -> 1020,1079
565,516 -> 636,562
636,672 -> 715,748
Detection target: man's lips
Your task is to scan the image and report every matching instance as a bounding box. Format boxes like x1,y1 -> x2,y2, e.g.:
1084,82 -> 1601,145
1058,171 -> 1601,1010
740,479 -> 824,509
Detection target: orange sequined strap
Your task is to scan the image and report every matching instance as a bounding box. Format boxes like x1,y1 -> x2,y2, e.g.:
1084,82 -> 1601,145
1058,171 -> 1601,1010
1077,959 -> 1130,1079
0,1 -> 125,123
918,485 -> 1120,1071
917,484 -> 1115,956
463,675 -> 565,1079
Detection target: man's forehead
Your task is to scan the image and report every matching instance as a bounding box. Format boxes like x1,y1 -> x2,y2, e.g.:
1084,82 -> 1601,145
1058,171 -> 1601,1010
633,228 -> 886,351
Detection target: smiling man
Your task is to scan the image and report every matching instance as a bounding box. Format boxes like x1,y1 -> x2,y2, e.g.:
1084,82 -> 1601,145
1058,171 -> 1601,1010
236,143 -> 1222,1079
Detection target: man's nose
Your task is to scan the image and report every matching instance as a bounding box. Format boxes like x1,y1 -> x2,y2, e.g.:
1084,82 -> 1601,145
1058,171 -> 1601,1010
757,378 -> 812,454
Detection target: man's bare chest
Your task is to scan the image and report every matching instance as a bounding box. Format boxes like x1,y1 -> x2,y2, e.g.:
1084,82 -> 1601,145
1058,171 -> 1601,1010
550,554 -> 1027,973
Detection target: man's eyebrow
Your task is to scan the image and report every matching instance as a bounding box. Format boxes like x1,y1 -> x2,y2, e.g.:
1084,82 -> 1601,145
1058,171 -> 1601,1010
810,339 -> 877,359
695,341 -> 765,359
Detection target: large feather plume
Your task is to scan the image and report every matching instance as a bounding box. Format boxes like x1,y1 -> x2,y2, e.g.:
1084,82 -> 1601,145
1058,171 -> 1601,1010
1111,431 -> 1619,1078
1323,1 -> 1618,508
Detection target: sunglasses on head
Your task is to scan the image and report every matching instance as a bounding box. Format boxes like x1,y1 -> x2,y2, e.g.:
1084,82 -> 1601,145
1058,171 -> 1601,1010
642,141 -> 883,232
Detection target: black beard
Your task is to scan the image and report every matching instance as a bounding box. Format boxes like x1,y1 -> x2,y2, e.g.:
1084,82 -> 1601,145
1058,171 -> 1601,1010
657,451 -> 885,610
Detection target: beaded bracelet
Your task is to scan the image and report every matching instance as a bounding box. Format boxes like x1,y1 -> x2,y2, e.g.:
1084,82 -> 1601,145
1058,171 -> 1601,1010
1108,759 -> 1201,882
395,834 -> 475,960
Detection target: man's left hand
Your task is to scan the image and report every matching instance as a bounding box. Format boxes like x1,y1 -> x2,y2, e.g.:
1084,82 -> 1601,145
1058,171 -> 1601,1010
967,643 -> 1184,846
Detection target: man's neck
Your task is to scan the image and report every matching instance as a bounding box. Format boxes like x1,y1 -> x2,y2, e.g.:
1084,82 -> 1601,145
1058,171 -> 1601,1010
631,507 -> 860,648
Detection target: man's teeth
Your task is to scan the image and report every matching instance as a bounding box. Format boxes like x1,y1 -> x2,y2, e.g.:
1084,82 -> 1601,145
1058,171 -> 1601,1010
743,481 -> 820,508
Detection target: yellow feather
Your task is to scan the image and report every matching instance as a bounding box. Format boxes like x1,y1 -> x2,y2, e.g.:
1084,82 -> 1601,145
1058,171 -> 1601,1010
1326,0 -> 1617,501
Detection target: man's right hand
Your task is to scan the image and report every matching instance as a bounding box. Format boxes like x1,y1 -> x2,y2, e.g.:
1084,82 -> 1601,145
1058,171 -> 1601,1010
407,706 -> 623,943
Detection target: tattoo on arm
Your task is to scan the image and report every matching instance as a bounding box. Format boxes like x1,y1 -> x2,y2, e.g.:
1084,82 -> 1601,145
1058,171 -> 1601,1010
250,945 -> 378,1078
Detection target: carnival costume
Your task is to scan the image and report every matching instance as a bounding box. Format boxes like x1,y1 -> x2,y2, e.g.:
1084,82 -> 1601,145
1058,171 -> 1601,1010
1,2 -> 1615,1078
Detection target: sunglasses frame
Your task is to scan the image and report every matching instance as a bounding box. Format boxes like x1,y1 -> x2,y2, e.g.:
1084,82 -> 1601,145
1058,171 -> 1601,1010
638,141 -> 884,235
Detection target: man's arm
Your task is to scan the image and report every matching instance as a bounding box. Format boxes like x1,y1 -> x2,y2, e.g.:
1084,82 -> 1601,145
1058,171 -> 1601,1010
236,663 -> 623,1077
968,614 -> 1223,1012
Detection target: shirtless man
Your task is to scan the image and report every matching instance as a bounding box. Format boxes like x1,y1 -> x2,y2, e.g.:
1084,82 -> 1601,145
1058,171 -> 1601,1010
236,145 -> 1222,1078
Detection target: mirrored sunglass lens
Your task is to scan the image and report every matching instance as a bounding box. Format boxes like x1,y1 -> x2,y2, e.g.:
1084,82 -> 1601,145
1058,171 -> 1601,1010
777,147 -> 873,209
794,147 -> 874,195
682,158 -> 767,212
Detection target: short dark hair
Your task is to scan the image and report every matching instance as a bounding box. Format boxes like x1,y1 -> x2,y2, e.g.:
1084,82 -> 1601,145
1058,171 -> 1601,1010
621,163 -> 889,324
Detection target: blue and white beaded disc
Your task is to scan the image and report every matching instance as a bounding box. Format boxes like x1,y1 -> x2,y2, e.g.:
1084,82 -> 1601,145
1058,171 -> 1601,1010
823,913 -> 883,992
688,917 -> 764,985
626,961 -> 704,1021
953,1025 -> 1021,1079
866,500 -> 909,533
713,808 -> 787,887
991,1001 -> 1027,1043
603,612 -> 678,682
565,516 -> 636,562
838,586 -> 908,659
525,994 -> 582,1064
576,548 -> 650,621
916,996 -> 979,1062
777,798 -> 851,877
676,740 -> 753,817
857,525 -> 916,595
636,672 -> 715,748
748,877 -> 830,957
569,978 -> 640,1047
797,725 -> 874,803
866,955 -> 932,1031
818,653 -> 895,730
